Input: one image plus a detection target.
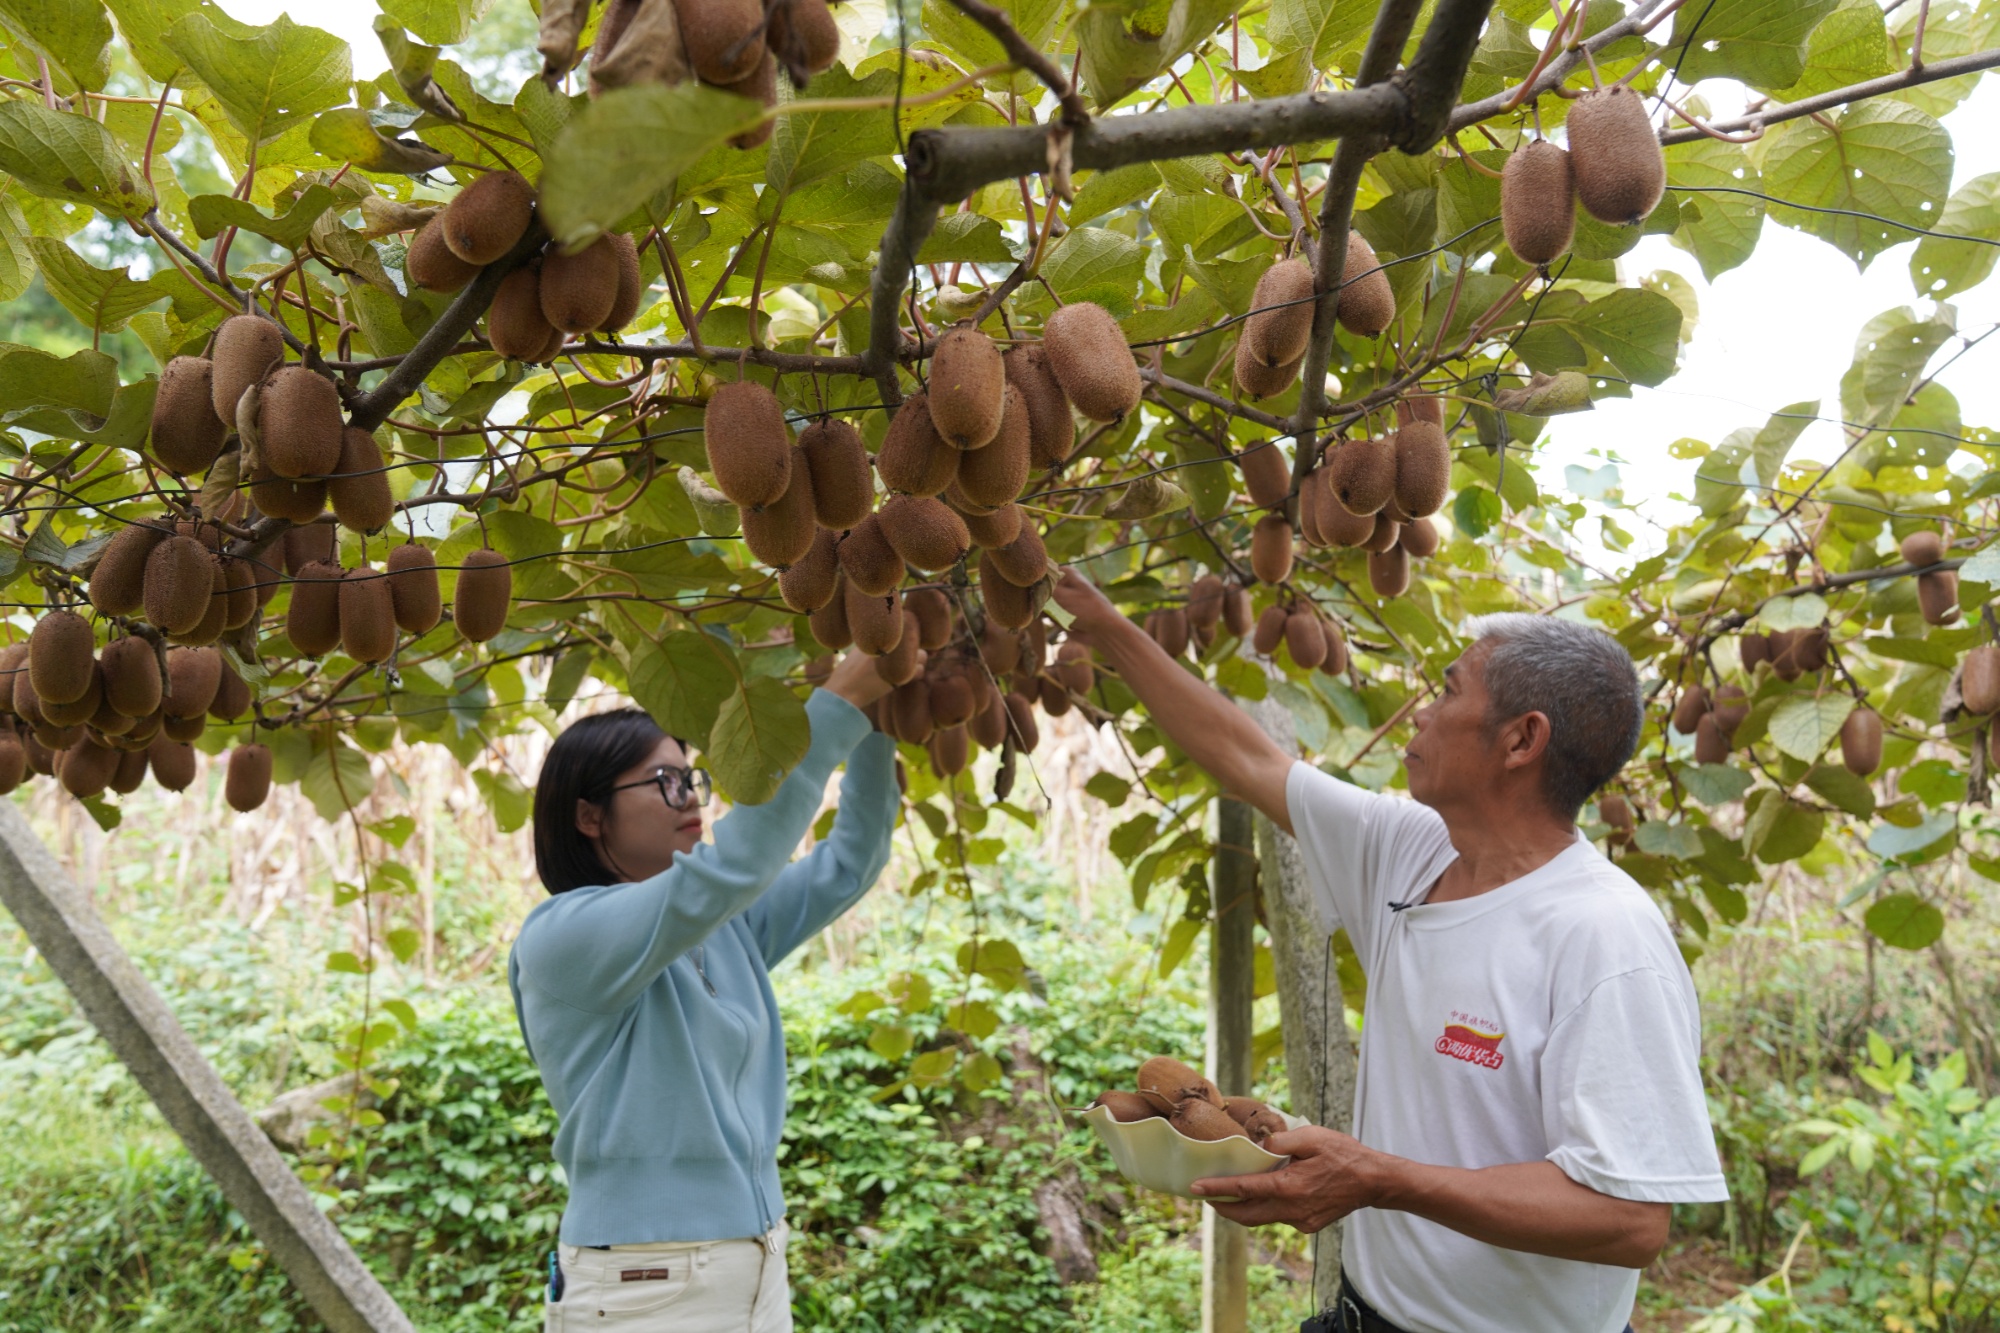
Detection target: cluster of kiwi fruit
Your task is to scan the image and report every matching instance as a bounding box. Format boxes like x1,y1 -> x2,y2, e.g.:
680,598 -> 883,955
1670,676 -> 1752,767
1252,597 -> 1348,675
1089,1056 -> 1289,1146
1146,572 -> 1254,662
1674,626 -> 1883,778
404,169 -> 644,362
0,615 -> 267,807
1499,84 -> 1667,267
1234,236 -> 1396,400
1898,529 -> 1960,626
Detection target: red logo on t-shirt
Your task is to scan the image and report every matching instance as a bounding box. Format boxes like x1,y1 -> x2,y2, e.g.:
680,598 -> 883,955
1435,1023 -> 1506,1070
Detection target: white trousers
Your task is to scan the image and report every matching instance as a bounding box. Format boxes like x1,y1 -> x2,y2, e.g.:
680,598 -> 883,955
544,1222 -> 791,1331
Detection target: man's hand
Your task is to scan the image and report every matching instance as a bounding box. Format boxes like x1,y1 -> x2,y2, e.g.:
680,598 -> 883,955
1192,1127 -> 1387,1233
820,651 -> 896,710
1051,565 -> 1123,635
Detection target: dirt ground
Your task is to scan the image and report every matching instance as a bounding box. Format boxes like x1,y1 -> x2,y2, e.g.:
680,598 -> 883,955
1633,1239 -> 1762,1330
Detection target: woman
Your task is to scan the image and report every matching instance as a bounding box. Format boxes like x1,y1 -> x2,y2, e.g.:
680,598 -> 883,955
514,653 -> 896,1330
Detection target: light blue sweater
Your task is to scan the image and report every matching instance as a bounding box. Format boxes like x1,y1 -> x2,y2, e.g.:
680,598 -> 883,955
508,690 -> 898,1246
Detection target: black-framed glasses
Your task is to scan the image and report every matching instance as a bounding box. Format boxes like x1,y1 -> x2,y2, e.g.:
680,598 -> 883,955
609,765 -> 712,810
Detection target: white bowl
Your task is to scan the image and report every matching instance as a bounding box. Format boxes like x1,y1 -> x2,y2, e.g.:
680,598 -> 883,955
1080,1104 -> 1303,1200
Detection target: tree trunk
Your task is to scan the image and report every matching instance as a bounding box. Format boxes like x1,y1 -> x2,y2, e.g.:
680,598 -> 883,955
1202,797 -> 1256,1333
1249,697 -> 1359,1315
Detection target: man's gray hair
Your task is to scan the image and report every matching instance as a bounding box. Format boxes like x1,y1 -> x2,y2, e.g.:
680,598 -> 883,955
1462,613 -> 1643,819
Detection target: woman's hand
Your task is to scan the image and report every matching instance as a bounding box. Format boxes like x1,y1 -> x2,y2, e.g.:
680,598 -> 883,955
821,651 -> 896,710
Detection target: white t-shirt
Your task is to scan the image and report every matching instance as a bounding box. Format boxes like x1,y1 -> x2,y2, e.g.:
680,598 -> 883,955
1286,763 -> 1727,1333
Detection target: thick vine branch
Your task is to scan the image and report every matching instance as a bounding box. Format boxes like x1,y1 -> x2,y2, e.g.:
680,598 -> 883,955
1656,47 -> 2000,145
941,0 -> 1090,126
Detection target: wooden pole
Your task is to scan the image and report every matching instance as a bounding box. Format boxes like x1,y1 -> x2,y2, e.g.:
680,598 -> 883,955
1202,796 -> 1257,1333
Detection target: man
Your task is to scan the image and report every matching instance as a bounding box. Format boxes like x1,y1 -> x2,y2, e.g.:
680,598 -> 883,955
1052,568 -> 1727,1333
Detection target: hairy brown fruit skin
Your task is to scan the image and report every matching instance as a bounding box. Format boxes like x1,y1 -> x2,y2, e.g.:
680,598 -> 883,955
1900,530 -> 1945,566
407,214 -> 481,293
1285,609 -> 1327,669
91,524 -> 167,616
979,620 -> 1021,676
225,743 -> 273,812
1234,337 -> 1302,399
1092,1090 -> 1160,1123
846,583 -> 903,656
979,555 -> 1035,629
163,647 -> 222,718
717,54 -> 778,148
874,612 -> 923,686
1327,437 -> 1397,516
1362,513 -> 1401,555
148,737 -> 196,791
246,461 -> 327,523
1738,631 -> 1770,673
1671,683 -> 1709,735
455,548 -> 513,643
211,315 -> 284,424
675,0 -> 767,83
888,679 -> 932,743
1393,421 -> 1450,518
769,0 -> 840,78
1000,691 -> 1038,752
441,170 -> 536,265
1368,545 -> 1411,598
962,502 -> 1023,550
1042,302 -> 1141,423
1245,257 -> 1315,368
1170,1098 -> 1247,1142
1138,1056 -> 1222,1109
1567,86 -> 1665,225
329,427 -> 395,533
878,495 -> 971,572
1238,440 -> 1292,509
704,380 -> 792,509
808,573 -> 853,650
488,265 -> 555,361
928,725 -> 969,777
541,236 -> 622,333
1250,515 -> 1294,584
1693,712 -> 1729,765
799,419 -> 873,530
1337,230 -> 1396,336
1154,608 -> 1191,659
218,556 -> 257,630
596,231 -> 644,333
41,666 -> 103,727
1398,515 -> 1440,559
0,731 -> 21,794
1221,584 -> 1253,640
209,661 -> 251,721
1841,708 -> 1882,776
928,325 -> 1006,450
258,366 -> 344,479
1501,139 -> 1576,265
985,523 -> 1047,588
1004,345 -> 1074,469
144,536 -> 217,636
740,445 -> 818,568
878,393 -> 959,498
60,738 -> 121,799
1919,570 -> 1960,625
1964,645 -> 2000,715
955,386 -> 1031,508
838,512 -> 905,596
288,560 -> 344,656
930,671 -> 975,728
100,636 -> 162,718
1187,574 -> 1224,633
108,745 -> 149,794
967,691 -> 1007,747
339,567 -> 396,664
30,611 -> 95,706
780,527 -> 841,613
906,586 -> 953,650
150,357 -> 229,474
386,543 -> 443,634
1312,470 -> 1371,546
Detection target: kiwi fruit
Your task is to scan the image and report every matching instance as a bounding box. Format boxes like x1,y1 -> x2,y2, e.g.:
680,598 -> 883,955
906,586 -> 953,650
968,692 -> 1008,748
1250,514 -> 1293,584
29,611 -> 95,707
1219,584 -> 1252,640
717,54 -> 778,148
768,0 -> 841,81
12,670 -> 43,728
1315,473 -> 1374,546
1322,618 -> 1349,675
1792,628 -> 1829,673
962,502 -> 1024,551
1670,683 -> 1709,735
930,672 -> 976,728
1361,513 -> 1401,554
799,419 -> 873,530
441,170 -> 536,266
1138,1056 -> 1222,1109
41,668 -> 103,728
1920,570 -> 1961,625
1187,575 -> 1224,633
1393,421 -> 1450,518
1328,437 -> 1397,515
889,679 -> 933,743
107,745 -> 148,795
1368,546 -> 1410,598
874,612 -> 923,686
878,494 -> 970,573
1238,440 -> 1293,509
90,524 -> 167,617
541,235 -> 622,333
1566,85 -> 1666,225
928,725 -> 970,777
143,536 -> 218,635
741,445 -> 819,568
1004,345 -> 1075,469
1963,645 -> 2000,715
1693,712 -> 1729,765
1168,1096 -> 1244,1141
162,646 -> 222,718
1000,691 -> 1038,751
808,573 -> 853,650
1712,684 -> 1748,738
406,214 -> 480,293
1767,630 -> 1802,682
1598,795 -> 1634,830
455,548 -> 513,643
209,661 -> 250,721
211,315 -> 285,424
840,512 -> 906,596
286,560 -> 343,656
1234,338 -> 1303,399
488,265 -> 555,361
1283,608 -> 1326,669
1091,1090 -> 1161,1123
0,648 -> 28,716
92,693 -> 136,736
249,465 -> 328,524
225,743 -> 273,812
173,568 -> 230,646
705,380 -> 793,509
339,566 -> 397,664
37,721 -> 84,752
1244,258 -> 1315,370
99,636 -> 162,718
147,737 -> 196,791
258,366 -> 344,480
928,325 -> 1007,450
594,231 -> 644,334
1841,707 -> 1882,776
955,385 -> 1032,508
985,523 -> 1047,588
1041,302 -> 1141,423
846,582 -> 904,656
979,554 -> 1035,629
878,393 -> 960,497
780,527 -> 841,613
324,427 -> 393,533
1336,230 -> 1396,337
1038,673 -> 1072,717
386,543 -> 443,634
1500,139 -> 1576,265
1900,530 -> 1944,567
150,357 -> 229,475
0,731 -> 23,794
676,0 -> 767,83
218,557 -> 257,630
979,620 -> 1021,675
1156,608 -> 1191,659
59,738 -> 121,799
1398,516 -> 1440,559
1738,632 -> 1770,673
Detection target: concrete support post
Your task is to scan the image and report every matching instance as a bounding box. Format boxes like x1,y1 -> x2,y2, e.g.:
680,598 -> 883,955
1202,796 -> 1256,1333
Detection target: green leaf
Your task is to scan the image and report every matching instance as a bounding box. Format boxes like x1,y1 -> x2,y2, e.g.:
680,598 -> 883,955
1768,694 -> 1855,761
944,999 -> 1000,1039
1158,916 -> 1203,978
1672,0 -> 1839,90
1668,139 -> 1765,281
1778,0 -> 1892,98
707,676 -> 809,806
1068,163 -> 1159,227
369,814 -> 416,847
920,0 -> 1062,96
164,12 -> 352,147
385,926 -> 422,964
1632,821 -> 1703,860
0,0 -> 114,91
1571,288 -> 1684,387
767,65 -> 898,195
1679,762 -> 1752,806
1083,772 -> 1131,806
1265,0 -> 1373,67
376,0 -> 489,44
1804,763 -> 1876,817
628,630 -> 738,747
187,185 -> 339,248
957,938 -> 1026,990
867,1023 -> 913,1061
1038,226 -> 1146,317
0,101 -> 152,218
1866,810 -> 1957,861
539,83 -> 763,248
0,344 -> 119,422
1862,892 -> 1945,949
1761,100 -> 1953,269
1910,172 -> 2000,299
325,950 -> 371,974
382,998 -> 419,1030
307,109 -> 455,175
1749,796 -> 1824,863
916,213 -> 1018,265
472,768 -> 531,832
0,195 -> 30,305
302,740 -> 376,820
909,1048 -> 958,1084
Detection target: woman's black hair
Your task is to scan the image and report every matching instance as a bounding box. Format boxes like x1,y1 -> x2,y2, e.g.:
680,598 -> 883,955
532,708 -> 673,894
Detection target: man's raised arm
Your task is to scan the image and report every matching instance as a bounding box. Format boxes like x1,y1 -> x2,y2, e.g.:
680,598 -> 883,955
1052,567 -> 1296,833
